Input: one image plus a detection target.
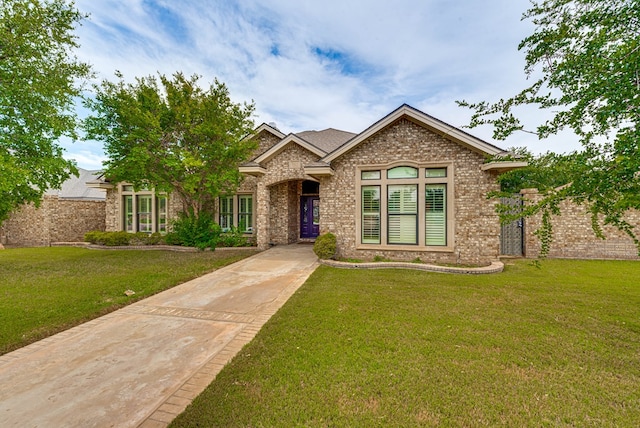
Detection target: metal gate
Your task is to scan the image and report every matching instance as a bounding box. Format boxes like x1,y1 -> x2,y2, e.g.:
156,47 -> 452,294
500,196 -> 524,256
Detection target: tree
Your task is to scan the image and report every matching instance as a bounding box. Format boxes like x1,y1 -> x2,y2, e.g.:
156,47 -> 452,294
458,0 -> 640,255
0,0 -> 92,225
84,72 -> 256,217
494,148 -> 584,194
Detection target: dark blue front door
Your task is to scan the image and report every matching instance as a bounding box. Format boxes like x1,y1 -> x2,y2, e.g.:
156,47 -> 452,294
300,197 -> 320,238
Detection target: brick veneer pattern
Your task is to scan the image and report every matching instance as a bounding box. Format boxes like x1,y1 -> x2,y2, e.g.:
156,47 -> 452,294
1,196 -> 106,246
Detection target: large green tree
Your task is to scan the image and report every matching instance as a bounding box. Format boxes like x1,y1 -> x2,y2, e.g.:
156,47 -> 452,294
84,72 -> 256,216
459,0 -> 640,254
0,0 -> 91,225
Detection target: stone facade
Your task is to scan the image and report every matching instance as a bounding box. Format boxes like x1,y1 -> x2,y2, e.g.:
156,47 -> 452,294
95,105 -> 512,265
522,189 -> 640,260
0,196 -> 106,246
241,107 -> 507,266
321,118 -> 501,265
254,143 -> 322,247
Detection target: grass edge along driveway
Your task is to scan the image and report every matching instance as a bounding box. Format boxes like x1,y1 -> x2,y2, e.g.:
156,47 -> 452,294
0,246 -> 258,355
171,259 -> 640,427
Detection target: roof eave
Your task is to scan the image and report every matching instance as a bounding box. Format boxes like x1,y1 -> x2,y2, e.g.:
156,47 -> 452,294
85,180 -> 114,190
481,161 -> 529,173
239,165 -> 267,176
303,165 -> 335,178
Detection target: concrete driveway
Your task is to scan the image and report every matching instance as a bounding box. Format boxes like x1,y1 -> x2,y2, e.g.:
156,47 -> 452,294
0,244 -> 318,427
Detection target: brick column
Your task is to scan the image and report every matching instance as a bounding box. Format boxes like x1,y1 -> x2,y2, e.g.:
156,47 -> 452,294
256,180 -> 270,250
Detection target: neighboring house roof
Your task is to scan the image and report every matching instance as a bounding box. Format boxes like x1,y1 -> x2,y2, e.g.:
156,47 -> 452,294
46,168 -> 106,200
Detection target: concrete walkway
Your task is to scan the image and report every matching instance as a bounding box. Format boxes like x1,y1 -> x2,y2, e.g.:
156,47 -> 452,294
0,244 -> 319,427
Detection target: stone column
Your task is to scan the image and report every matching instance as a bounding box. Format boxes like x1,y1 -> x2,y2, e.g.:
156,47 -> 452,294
256,180 -> 270,250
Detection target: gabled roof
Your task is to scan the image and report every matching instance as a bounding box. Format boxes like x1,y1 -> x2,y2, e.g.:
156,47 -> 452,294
295,128 -> 356,154
322,104 -> 506,163
251,122 -> 286,140
47,169 -> 106,200
253,133 -> 328,164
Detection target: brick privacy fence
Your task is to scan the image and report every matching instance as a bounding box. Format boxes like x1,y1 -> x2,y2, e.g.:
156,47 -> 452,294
0,196 -> 106,246
521,188 -> 640,260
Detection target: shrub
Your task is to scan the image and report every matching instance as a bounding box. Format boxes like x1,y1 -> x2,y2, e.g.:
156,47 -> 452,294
170,210 -> 221,250
84,231 -> 132,246
313,233 -> 336,259
84,231 -> 167,246
218,227 -> 251,247
83,231 -> 102,244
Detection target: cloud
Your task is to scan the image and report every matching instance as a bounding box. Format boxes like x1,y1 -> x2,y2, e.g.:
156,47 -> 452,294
67,0 -> 581,169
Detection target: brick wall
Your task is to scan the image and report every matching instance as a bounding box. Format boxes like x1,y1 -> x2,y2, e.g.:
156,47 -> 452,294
522,189 -> 640,260
322,118 -> 501,265
0,196 -> 105,246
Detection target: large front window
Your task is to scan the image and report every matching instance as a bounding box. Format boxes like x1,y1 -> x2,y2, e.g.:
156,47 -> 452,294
358,164 -> 451,249
218,194 -> 254,233
121,185 -> 168,233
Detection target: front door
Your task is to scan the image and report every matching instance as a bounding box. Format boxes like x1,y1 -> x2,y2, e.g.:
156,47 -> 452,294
300,197 -> 320,238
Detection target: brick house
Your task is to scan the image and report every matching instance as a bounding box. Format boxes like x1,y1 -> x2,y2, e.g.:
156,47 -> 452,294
0,169 -> 106,246
239,104 -> 523,265
94,104 -> 524,264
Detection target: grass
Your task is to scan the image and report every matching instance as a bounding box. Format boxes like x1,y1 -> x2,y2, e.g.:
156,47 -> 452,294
170,259 -> 640,427
0,246 -> 258,355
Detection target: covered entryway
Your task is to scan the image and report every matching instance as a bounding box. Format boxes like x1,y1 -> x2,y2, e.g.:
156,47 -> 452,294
264,179 -> 320,245
300,180 -> 320,239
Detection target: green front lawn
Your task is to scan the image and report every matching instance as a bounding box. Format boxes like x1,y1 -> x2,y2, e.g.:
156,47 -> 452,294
171,259 -> 640,427
0,246 -> 257,355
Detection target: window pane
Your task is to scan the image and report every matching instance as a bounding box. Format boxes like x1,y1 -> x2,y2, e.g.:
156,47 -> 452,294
122,185 -> 133,192
238,195 -> 253,232
157,196 -> 167,233
388,185 -> 417,244
219,196 -> 233,231
362,186 -> 380,244
426,184 -> 446,246
361,170 -> 381,180
388,215 -> 417,244
426,168 -> 447,178
123,195 -> 133,232
137,195 -> 152,233
388,185 -> 417,214
312,199 -> 320,226
387,166 -> 418,179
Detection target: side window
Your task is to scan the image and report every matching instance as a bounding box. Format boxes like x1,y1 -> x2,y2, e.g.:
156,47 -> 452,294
219,196 -> 233,231
238,195 -> 253,232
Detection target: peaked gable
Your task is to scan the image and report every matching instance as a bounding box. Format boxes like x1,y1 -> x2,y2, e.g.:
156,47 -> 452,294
254,133 -> 327,164
322,104 -> 506,163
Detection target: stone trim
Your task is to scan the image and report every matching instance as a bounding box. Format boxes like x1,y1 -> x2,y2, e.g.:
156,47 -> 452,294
320,258 -> 504,274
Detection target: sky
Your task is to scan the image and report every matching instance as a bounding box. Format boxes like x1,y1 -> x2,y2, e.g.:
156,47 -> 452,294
66,0 -> 582,170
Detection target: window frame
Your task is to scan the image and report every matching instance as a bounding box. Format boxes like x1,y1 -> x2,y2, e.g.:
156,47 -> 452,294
120,184 -> 168,233
218,194 -> 255,234
355,162 -> 454,252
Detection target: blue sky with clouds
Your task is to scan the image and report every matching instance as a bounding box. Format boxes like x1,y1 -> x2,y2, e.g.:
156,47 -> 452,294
67,0 -> 581,170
